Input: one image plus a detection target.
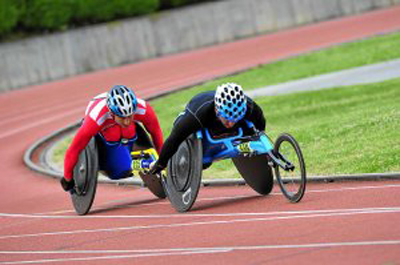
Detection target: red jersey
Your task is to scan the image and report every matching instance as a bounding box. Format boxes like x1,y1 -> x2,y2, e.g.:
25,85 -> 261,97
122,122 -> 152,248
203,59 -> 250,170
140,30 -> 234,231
63,93 -> 163,180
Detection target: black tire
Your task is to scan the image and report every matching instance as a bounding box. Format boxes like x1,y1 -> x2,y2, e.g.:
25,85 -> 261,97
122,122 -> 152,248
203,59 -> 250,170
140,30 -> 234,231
71,138 -> 99,215
164,134 -> 203,212
274,133 -> 306,203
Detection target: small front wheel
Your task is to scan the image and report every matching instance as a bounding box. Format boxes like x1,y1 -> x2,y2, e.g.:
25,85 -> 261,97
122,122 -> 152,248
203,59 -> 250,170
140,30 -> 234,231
274,133 -> 306,203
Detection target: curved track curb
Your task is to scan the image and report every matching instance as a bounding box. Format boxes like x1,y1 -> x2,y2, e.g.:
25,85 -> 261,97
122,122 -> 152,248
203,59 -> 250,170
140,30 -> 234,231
24,123 -> 400,187
23,122 -> 80,179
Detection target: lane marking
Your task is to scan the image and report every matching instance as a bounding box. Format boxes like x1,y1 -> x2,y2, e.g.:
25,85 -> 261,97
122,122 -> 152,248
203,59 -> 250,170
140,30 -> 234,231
26,182 -> 400,216
1,240 -> 399,264
22,194 -> 257,216
307,183 -> 400,193
1,207 -> 400,219
0,98 -> 86,129
1,208 -> 400,240
0,109 -> 81,140
0,250 -> 224,264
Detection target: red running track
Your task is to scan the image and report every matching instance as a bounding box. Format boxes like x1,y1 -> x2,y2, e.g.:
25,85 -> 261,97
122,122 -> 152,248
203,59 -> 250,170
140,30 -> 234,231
1,6 -> 400,264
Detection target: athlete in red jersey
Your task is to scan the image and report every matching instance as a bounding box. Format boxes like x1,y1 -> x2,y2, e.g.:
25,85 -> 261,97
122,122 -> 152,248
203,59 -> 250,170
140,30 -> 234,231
60,85 -> 163,192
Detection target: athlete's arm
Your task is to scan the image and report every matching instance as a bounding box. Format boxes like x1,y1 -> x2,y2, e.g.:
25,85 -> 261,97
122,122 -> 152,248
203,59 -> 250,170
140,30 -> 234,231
136,102 -> 164,154
63,118 -> 100,180
155,111 -> 202,169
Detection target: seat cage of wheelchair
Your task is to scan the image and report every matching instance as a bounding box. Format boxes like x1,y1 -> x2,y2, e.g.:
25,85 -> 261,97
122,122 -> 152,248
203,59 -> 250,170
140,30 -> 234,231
197,120 -> 275,165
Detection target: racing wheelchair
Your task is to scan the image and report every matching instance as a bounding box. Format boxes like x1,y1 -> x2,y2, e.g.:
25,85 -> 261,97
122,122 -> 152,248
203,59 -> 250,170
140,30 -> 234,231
69,123 -> 165,215
162,121 -> 307,212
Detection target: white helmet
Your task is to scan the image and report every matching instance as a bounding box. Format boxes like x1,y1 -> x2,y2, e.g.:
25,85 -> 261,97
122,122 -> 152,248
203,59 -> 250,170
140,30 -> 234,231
214,83 -> 247,123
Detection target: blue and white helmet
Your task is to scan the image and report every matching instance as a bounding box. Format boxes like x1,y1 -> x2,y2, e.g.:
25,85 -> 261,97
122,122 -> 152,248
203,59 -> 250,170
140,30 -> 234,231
107,85 -> 137,117
214,83 -> 247,123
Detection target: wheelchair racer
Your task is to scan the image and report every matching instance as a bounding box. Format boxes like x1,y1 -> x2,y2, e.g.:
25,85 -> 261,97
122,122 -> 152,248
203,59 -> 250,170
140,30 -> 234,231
60,85 -> 163,192
150,82 -> 266,175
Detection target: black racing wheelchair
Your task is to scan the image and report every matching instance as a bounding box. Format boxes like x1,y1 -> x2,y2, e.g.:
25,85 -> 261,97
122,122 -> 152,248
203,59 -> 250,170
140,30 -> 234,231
162,121 -> 307,212
69,123 -> 165,215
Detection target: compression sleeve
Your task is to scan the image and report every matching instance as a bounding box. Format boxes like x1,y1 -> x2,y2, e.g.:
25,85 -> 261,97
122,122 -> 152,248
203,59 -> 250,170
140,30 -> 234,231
156,111 -> 202,168
136,103 -> 164,154
63,118 -> 100,180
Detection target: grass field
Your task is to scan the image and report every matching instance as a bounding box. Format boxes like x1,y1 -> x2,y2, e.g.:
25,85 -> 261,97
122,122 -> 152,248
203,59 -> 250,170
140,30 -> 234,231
52,32 -> 400,178
152,32 -> 400,135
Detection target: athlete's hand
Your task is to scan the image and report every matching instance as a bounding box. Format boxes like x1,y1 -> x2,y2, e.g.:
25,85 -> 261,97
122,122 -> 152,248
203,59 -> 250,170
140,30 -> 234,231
142,161 -> 156,174
60,177 -> 75,192
149,161 -> 164,175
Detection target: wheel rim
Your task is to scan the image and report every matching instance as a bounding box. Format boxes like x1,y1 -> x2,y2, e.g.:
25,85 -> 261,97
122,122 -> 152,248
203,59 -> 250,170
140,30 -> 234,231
171,142 -> 192,192
74,151 -> 90,195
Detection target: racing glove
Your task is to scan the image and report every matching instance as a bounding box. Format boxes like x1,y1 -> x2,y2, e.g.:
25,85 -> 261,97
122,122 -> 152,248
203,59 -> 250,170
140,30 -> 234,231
60,177 -> 75,192
149,161 -> 165,176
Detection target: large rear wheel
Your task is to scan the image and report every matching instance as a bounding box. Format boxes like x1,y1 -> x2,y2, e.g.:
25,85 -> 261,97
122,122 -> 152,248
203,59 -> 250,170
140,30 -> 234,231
71,138 -> 98,215
164,134 -> 202,212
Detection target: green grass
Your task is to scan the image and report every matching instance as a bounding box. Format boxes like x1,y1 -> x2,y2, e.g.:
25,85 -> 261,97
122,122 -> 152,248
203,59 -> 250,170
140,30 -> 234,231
52,135 -> 73,169
52,32 -> 400,178
249,79 -> 400,176
152,32 -> 400,136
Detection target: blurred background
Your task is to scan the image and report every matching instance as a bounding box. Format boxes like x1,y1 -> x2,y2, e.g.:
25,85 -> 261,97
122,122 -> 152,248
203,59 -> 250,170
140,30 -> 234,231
1,0 -> 399,92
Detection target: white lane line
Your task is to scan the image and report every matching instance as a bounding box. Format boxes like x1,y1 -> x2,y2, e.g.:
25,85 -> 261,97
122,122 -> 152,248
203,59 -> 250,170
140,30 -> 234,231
1,240 -> 399,264
1,207 -> 400,219
1,208 -> 400,240
0,108 -> 81,140
2,239 -> 400,254
307,183 -> 400,193
0,98 -> 86,128
25,183 -> 400,216
0,248 -> 230,255
20,194 -> 257,216
0,250 -> 225,265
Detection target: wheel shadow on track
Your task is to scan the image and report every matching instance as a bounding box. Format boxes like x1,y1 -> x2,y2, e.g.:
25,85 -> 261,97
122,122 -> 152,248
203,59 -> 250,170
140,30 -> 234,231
191,193 -> 269,212
87,197 -> 165,215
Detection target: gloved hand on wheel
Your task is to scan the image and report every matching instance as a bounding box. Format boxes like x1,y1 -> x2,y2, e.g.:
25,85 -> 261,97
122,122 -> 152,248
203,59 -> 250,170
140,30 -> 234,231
60,177 -> 75,192
149,161 -> 165,176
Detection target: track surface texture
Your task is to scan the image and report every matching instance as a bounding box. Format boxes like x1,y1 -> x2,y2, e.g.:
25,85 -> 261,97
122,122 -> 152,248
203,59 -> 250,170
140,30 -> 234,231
1,6 -> 400,264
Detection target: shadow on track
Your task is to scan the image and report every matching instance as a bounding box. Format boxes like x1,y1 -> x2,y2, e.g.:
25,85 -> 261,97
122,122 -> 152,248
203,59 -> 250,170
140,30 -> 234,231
87,197 -> 164,215
191,192 -> 269,212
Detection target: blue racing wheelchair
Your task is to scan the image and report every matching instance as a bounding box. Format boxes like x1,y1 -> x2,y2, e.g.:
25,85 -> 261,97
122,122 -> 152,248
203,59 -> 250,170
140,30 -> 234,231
162,121 -> 306,212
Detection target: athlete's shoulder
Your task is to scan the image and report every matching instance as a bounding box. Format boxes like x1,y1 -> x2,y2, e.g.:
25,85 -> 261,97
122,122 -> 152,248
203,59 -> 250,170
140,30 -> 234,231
186,91 -> 214,112
85,93 -> 112,125
190,91 -> 215,102
134,97 -> 148,116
